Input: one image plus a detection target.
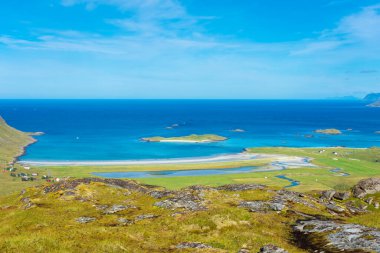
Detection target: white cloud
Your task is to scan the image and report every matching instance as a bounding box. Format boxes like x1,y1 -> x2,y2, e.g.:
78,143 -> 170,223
336,4 -> 380,42
61,0 -> 203,36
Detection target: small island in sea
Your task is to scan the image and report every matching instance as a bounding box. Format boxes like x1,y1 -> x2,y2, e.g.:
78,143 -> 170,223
141,134 -> 227,143
231,128 -> 245,132
314,128 -> 342,135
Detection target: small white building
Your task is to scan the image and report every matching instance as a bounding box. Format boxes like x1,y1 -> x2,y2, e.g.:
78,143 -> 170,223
24,166 -> 31,170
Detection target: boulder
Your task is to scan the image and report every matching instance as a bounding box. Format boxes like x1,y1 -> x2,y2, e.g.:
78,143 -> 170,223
176,242 -> 212,249
75,217 -> 96,224
333,191 -> 351,200
365,197 -> 374,205
294,220 -> 380,252
352,178 -> 380,198
326,203 -> 345,213
258,245 -> 288,253
321,190 -> 336,200
103,204 -> 135,214
239,201 -> 285,212
154,190 -> 206,211
117,218 -> 133,225
135,214 -> 158,221
149,190 -> 173,199
216,184 -> 266,191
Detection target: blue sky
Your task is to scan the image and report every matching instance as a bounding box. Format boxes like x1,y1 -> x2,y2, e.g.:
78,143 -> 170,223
0,0 -> 380,98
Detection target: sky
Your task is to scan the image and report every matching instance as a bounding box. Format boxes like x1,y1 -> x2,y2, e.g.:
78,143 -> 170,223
0,0 -> 380,99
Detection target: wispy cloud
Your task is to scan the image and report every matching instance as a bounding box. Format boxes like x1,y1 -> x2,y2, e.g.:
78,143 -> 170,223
291,4 -> 380,56
360,69 -> 378,74
61,0 -> 210,37
0,1 -> 379,98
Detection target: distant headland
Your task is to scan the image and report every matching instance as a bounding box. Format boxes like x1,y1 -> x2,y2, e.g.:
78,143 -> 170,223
364,93 -> 380,107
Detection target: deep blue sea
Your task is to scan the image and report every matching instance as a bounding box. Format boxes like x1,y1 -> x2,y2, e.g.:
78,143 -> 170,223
0,100 -> 379,161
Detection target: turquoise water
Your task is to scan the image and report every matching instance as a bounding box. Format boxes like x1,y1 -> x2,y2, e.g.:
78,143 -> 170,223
0,100 -> 379,161
93,166 -> 257,178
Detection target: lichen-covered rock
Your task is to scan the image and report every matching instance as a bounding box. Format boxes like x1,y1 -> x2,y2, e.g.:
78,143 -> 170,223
239,201 -> 285,212
216,184 -> 266,191
75,217 -> 96,224
21,197 -> 35,210
294,220 -> 380,252
117,218 -> 133,225
259,244 -> 288,253
103,204 -> 135,214
149,190 -> 173,199
320,190 -> 336,200
345,201 -> 368,214
135,214 -> 158,221
43,178 -> 154,194
176,242 -> 212,249
273,190 -> 316,209
352,178 -> 380,198
325,203 -> 345,213
333,191 -> 351,200
154,190 -> 206,211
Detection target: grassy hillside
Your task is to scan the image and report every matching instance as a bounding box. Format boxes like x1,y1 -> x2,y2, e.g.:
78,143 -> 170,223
0,116 -> 35,165
0,177 -> 379,252
0,116 -> 38,195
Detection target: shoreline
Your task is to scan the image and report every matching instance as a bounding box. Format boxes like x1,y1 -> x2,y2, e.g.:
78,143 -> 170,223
12,135 -> 38,165
19,153 -> 266,166
18,152 -> 313,167
18,146 -> 370,166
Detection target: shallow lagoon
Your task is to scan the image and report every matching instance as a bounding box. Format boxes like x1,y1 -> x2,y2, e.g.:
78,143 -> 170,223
93,166 -> 257,178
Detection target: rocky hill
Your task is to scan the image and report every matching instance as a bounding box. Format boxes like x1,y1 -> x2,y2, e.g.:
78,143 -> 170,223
0,116 -> 35,165
363,93 -> 380,102
364,93 -> 380,107
0,177 -> 379,252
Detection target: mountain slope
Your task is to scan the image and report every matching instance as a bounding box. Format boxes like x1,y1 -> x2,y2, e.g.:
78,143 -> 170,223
0,115 -> 35,166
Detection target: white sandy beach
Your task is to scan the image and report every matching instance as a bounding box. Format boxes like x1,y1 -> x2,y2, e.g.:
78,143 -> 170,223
19,152 -> 314,168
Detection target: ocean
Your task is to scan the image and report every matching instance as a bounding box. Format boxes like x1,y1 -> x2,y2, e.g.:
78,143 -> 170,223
0,99 -> 379,161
